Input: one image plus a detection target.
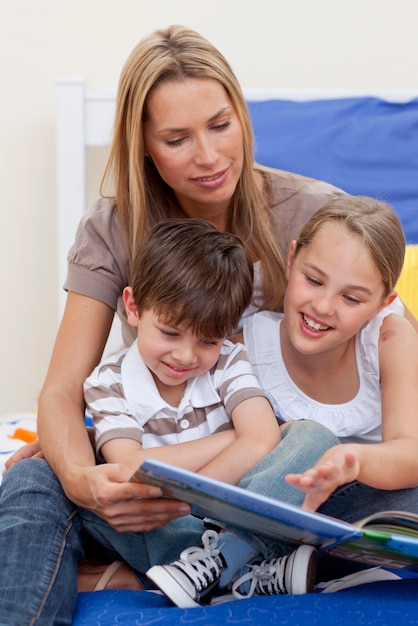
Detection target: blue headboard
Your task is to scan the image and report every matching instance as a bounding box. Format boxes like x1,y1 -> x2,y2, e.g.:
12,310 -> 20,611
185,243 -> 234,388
247,97 -> 418,244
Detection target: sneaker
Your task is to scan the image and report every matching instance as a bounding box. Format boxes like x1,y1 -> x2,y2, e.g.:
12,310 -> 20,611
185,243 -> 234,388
232,545 -> 317,599
146,529 -> 226,608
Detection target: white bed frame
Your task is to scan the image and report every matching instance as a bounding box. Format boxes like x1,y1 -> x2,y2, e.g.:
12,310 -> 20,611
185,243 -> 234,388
55,76 -> 417,319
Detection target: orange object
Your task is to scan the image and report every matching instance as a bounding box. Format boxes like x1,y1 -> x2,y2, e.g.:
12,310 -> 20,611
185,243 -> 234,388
8,428 -> 37,444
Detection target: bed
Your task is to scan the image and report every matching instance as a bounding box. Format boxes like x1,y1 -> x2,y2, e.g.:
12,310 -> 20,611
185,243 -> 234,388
2,79 -> 418,624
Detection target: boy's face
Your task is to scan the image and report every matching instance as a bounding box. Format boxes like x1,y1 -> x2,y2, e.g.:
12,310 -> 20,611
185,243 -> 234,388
124,288 -> 224,398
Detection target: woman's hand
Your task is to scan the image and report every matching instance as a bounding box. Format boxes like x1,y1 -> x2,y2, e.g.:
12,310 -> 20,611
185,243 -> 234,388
285,446 -> 360,512
35,293 -> 192,532
65,462 -> 191,532
3,440 -> 44,474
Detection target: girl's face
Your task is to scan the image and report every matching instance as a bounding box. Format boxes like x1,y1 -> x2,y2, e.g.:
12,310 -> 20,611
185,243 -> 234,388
143,77 -> 244,226
283,222 -> 394,356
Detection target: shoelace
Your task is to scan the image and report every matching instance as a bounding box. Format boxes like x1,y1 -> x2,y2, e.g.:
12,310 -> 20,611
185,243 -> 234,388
232,554 -> 289,599
173,530 -> 224,591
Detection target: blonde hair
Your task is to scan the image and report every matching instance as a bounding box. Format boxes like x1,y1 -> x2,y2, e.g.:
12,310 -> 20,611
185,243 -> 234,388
101,24 -> 285,311
294,196 -> 405,296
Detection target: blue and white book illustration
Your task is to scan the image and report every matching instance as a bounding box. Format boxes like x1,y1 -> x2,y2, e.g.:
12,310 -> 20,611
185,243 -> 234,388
132,458 -> 418,571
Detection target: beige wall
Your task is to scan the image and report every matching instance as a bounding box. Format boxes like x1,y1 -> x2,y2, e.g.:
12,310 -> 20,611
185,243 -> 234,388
1,0 -> 418,414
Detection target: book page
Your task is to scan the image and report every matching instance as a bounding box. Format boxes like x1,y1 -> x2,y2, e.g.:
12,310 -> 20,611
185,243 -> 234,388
357,511 -> 418,534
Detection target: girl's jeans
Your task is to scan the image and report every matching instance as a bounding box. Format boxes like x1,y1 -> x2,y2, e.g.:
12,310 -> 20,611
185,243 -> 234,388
1,420 -> 418,625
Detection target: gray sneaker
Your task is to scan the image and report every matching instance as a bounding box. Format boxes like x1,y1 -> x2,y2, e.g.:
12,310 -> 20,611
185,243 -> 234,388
232,544 -> 317,599
146,530 -> 226,608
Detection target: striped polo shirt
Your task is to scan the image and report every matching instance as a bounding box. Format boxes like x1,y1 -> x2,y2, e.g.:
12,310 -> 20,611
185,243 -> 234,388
84,339 -> 268,456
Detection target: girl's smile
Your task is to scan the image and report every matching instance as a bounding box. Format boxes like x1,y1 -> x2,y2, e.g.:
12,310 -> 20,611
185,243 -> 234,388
300,312 -> 332,336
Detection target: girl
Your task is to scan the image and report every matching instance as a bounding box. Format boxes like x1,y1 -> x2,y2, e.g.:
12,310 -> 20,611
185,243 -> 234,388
243,195 -> 418,514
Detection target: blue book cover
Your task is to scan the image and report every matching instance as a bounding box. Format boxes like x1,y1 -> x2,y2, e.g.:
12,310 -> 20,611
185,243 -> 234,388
132,458 -> 418,572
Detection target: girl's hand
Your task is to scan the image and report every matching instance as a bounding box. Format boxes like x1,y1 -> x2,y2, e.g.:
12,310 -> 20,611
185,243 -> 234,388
285,447 -> 360,512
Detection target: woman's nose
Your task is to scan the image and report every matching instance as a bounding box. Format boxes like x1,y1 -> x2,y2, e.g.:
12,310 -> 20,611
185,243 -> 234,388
194,136 -> 218,167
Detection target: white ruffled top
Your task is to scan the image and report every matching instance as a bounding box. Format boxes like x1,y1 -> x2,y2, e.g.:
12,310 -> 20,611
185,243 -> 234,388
243,298 -> 404,444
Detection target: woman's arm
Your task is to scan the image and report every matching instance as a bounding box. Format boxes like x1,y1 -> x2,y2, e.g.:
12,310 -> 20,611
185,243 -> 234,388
38,292 -> 114,482
37,292 -> 190,531
286,313 -> 418,511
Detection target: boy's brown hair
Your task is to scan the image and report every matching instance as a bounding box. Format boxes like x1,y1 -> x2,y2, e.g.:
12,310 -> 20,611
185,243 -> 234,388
131,218 -> 253,339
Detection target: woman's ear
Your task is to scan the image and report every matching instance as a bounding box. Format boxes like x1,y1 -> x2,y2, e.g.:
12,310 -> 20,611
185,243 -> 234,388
286,241 -> 297,281
123,286 -> 140,327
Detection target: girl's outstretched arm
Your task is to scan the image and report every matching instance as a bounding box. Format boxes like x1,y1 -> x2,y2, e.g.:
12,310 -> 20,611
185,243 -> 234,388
287,313 -> 418,512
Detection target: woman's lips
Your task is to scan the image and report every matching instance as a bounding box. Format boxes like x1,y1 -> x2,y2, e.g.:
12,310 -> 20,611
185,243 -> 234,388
191,168 -> 228,188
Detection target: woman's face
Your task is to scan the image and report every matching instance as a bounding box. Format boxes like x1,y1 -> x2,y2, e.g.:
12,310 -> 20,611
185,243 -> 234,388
143,77 -> 244,225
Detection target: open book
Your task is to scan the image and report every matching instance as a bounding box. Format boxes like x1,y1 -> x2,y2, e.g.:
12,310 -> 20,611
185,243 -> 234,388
132,458 -> 418,572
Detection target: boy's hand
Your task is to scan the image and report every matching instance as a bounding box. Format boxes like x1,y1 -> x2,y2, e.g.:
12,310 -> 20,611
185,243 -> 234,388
285,447 -> 360,512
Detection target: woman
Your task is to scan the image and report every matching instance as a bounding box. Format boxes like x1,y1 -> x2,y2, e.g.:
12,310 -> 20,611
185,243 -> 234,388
0,25 -> 382,625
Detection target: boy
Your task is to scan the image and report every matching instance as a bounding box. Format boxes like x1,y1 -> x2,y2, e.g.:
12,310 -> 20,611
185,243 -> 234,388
84,217 -> 282,481
84,218 -> 315,607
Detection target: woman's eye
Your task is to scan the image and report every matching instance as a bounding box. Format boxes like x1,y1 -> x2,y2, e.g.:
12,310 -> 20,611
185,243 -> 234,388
212,121 -> 231,132
165,137 -> 184,147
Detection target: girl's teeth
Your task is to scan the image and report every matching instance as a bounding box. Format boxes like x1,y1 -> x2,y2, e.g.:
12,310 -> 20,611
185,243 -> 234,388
303,314 -> 329,331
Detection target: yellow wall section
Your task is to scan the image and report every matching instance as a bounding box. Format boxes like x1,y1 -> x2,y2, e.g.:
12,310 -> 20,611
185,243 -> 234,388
396,245 -> 418,318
